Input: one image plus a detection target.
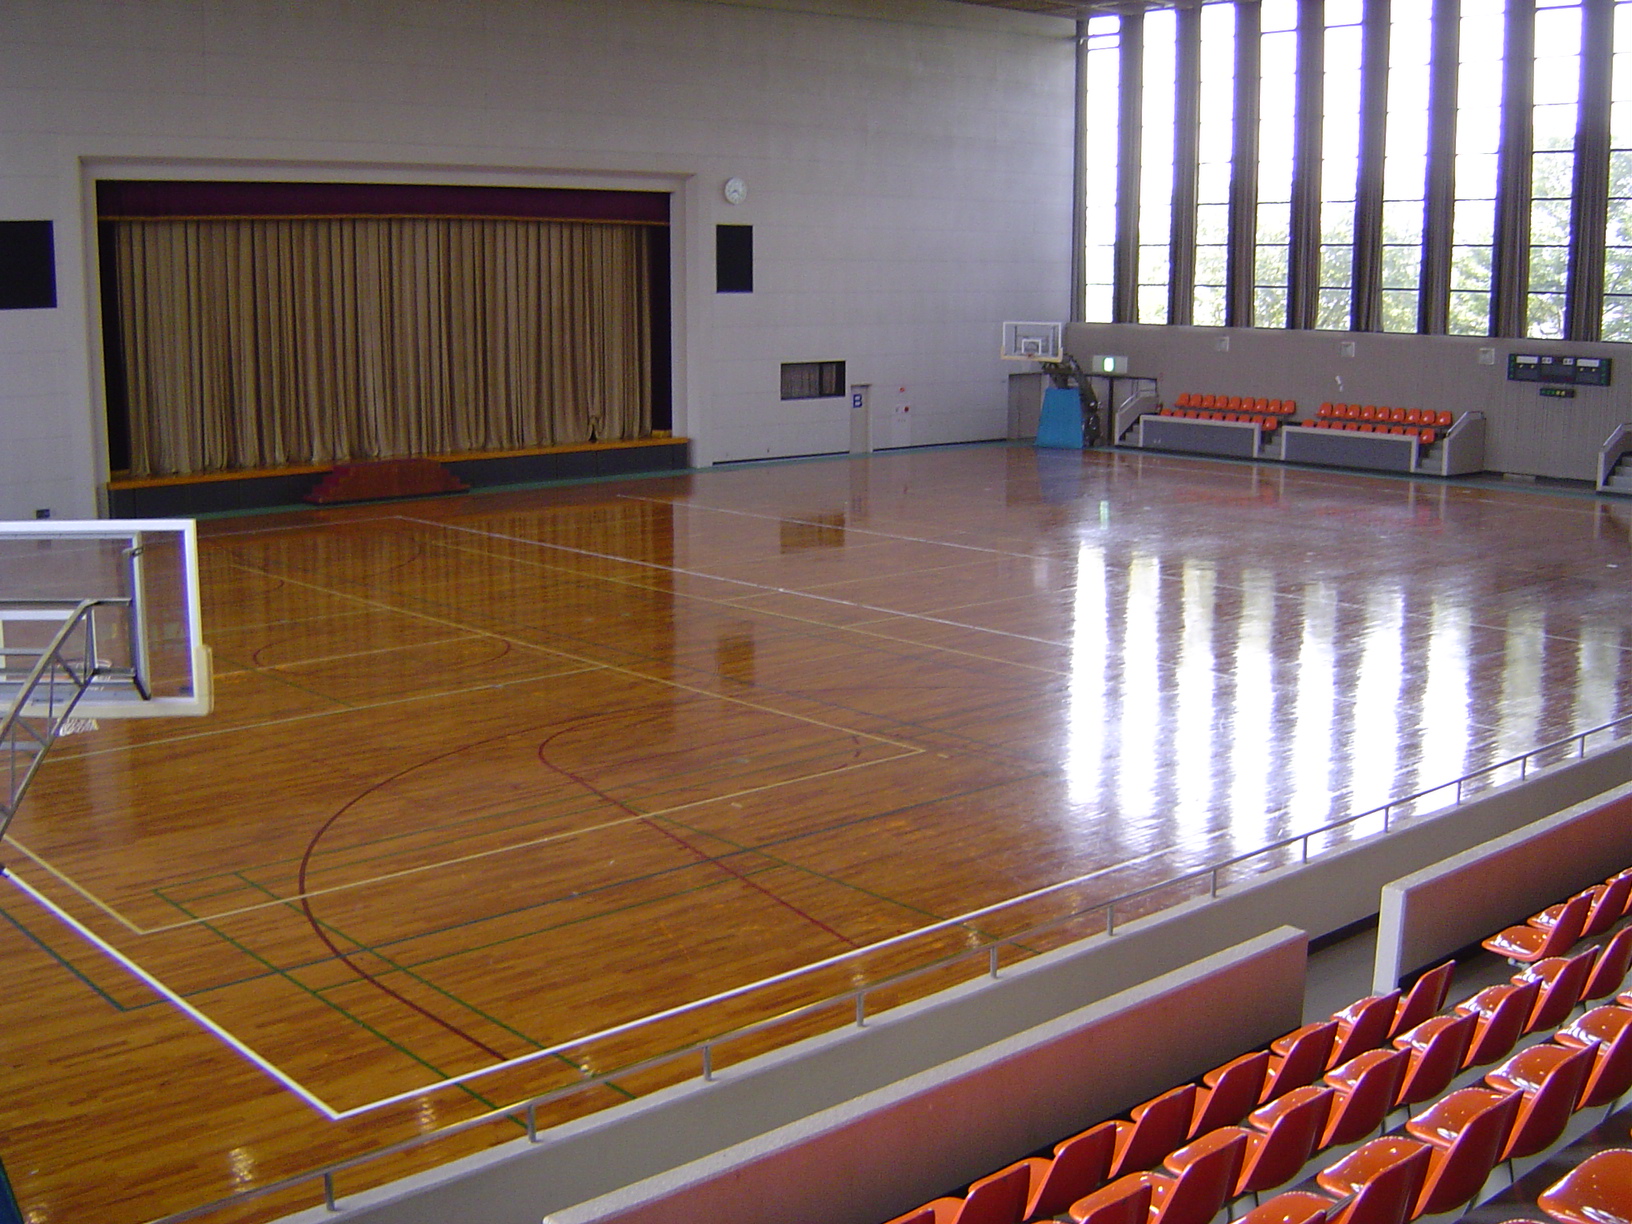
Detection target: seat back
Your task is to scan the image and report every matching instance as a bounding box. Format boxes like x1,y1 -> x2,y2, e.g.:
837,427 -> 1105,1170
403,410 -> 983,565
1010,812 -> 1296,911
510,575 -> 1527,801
1071,1178 -> 1153,1224
1265,1019 -> 1339,1101
1464,979 -> 1541,1069
1537,891 -> 1595,959
1192,1050 -> 1272,1138
1237,1087 -> 1334,1197
1153,1131 -> 1247,1224
1028,1122 -> 1116,1220
953,1161 -> 1030,1224
1331,1143 -> 1432,1224
1582,874 -> 1632,939
1112,1083 -> 1199,1177
1237,1194 -> 1328,1224
1389,960 -> 1455,1039
1583,925 -> 1632,1003
1413,1088 -> 1520,1216
1324,1047 -> 1410,1147
1503,1043 -> 1594,1161
1578,1009 -> 1632,1108
1528,948 -> 1597,1034
1395,1011 -> 1477,1107
1332,992 -> 1401,1068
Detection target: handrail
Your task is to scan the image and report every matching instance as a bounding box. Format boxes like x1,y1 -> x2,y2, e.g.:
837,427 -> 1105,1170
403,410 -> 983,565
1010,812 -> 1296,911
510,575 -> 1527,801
0,599 -> 114,836
144,705 -> 1632,1222
1598,423 -> 1632,490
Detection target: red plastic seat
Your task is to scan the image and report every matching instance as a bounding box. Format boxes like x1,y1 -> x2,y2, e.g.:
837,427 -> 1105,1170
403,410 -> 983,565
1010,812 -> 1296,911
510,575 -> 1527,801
1435,410 -> 1453,428
1315,1046 -> 1411,1147
1391,962 -> 1455,1039
1189,1051 -> 1272,1139
1319,1089 -> 1519,1219
1535,874 -> 1632,942
1416,1048 -> 1590,1166
1483,891 -> 1593,964
1538,1148 -> 1632,1224
1273,1144 -> 1430,1224
1528,925 -> 1632,1008
1264,1019 -> 1339,1102
1232,1194 -> 1328,1224
886,1160 -> 1031,1224
1389,1011 -> 1477,1109
1455,978 -> 1541,1070
1071,1130 -> 1246,1224
1172,1086 -> 1331,1202
1110,1083 -> 1199,1178
1064,1178 -> 1152,1224
1014,1121 -> 1116,1221
1326,991 -> 1402,1070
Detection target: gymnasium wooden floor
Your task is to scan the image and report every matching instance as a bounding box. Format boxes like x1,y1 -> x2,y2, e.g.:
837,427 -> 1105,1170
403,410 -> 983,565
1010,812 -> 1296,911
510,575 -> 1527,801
6,442 -> 1632,1224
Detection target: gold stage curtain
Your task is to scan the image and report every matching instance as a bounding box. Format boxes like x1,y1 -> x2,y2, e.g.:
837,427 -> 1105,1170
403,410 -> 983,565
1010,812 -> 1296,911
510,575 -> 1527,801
112,216 -> 652,477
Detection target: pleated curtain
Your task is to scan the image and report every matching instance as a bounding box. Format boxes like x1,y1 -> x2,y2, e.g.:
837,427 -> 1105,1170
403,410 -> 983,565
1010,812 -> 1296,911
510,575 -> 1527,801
113,217 -> 651,477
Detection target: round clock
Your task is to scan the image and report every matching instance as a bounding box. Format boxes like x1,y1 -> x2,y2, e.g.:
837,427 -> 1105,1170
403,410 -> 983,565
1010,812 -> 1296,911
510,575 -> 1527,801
723,176 -> 748,206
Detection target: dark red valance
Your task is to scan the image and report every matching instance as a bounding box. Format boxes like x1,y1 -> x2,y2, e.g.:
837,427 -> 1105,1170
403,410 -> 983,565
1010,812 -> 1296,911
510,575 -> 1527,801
96,180 -> 669,225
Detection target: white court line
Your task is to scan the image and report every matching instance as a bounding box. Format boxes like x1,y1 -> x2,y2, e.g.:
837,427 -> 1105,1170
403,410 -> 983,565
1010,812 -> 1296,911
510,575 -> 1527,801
1,865 -> 343,1119
5,834 -> 1184,1121
4,746 -> 917,935
401,515 -> 1074,650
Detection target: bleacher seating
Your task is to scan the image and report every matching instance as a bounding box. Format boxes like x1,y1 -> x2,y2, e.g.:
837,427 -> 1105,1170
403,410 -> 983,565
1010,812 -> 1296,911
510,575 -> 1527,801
1156,394 -> 1297,437
877,861 -> 1632,1224
1299,403 -> 1453,448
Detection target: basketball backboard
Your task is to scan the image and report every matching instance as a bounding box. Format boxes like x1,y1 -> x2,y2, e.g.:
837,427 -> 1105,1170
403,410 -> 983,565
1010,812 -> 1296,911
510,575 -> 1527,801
0,519 -> 211,719
1001,321 -> 1063,362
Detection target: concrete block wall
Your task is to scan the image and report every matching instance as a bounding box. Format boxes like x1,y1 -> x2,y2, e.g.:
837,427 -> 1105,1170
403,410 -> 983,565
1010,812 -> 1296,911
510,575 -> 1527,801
0,0 -> 1077,519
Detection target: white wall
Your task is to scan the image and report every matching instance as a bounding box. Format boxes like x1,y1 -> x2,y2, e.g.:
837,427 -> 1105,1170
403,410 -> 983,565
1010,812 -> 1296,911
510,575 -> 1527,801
1067,322 -> 1632,483
0,0 -> 1078,520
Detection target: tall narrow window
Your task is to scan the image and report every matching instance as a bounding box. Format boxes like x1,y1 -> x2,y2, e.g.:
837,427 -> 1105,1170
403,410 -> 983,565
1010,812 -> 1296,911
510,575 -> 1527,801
1529,0 -> 1583,337
1606,0 -> 1632,337
1256,0 -> 1300,327
1195,4 -> 1238,326
1320,1 -> 1366,328
1139,10 -> 1180,322
1083,16 -> 1122,324
1382,2 -> 1435,331
1450,0 -> 1508,333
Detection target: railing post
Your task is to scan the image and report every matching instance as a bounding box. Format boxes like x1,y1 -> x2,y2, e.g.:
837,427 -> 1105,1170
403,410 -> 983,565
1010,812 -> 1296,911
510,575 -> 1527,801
989,945 -> 1000,977
855,995 -> 866,1027
702,1044 -> 714,1080
323,1172 -> 338,1211
1106,903 -> 1116,935
526,1102 -> 538,1141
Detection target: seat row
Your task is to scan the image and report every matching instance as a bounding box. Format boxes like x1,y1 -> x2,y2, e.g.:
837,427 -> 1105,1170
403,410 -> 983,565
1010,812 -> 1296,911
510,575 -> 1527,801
883,882 -> 1632,1224
1484,868 -> 1632,964
1301,420 -> 1438,445
1315,404 -> 1453,429
1173,394 -> 1299,415
1157,406 -> 1282,432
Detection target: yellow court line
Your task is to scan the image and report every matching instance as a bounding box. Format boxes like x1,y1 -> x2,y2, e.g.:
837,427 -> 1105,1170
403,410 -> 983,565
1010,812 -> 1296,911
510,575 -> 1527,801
210,633 -> 494,680
15,538 -> 926,935
7,745 -> 919,936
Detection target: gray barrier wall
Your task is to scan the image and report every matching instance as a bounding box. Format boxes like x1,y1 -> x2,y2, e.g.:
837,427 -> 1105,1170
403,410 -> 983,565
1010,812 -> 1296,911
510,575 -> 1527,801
1374,779 -> 1632,991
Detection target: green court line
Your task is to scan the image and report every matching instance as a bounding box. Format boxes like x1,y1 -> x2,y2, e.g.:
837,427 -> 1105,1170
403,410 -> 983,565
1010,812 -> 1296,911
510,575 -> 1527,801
229,874 -> 628,1101
315,860 -> 782,982
154,891 -> 510,1117
0,903 -> 129,1012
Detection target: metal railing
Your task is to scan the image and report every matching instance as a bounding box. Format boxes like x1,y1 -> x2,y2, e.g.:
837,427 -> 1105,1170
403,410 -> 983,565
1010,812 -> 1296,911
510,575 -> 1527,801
147,706 -> 1632,1222
1598,423 -> 1632,491
0,598 -> 123,836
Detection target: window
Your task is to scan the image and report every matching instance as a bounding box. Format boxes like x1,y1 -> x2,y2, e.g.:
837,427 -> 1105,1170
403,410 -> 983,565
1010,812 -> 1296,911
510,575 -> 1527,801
780,361 -> 846,400
1083,16 -> 1121,323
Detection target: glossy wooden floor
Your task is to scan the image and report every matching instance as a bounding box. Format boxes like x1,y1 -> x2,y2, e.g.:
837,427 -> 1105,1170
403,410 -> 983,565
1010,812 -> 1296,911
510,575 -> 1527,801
7,444 -> 1632,1223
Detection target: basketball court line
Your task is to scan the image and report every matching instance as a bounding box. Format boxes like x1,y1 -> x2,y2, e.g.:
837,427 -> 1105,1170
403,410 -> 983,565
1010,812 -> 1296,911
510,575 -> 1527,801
5,747 -> 918,937
400,515 -> 1081,651
3,837 -> 1178,1121
405,525 -> 1074,679
210,632 -> 489,679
